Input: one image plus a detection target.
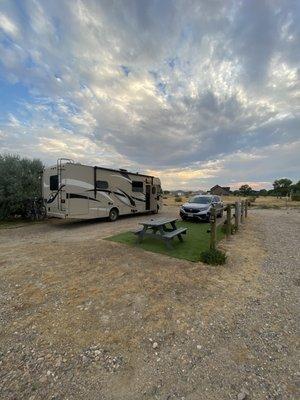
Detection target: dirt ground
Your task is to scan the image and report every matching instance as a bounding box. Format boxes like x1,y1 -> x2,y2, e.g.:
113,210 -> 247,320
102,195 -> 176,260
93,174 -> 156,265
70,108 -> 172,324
0,206 -> 299,400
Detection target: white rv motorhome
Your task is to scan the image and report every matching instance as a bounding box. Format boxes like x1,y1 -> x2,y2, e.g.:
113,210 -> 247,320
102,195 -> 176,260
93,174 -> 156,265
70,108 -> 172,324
43,159 -> 163,221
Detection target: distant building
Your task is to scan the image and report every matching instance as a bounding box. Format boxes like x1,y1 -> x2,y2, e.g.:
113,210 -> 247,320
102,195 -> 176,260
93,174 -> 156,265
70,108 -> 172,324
172,190 -> 186,197
209,185 -> 231,196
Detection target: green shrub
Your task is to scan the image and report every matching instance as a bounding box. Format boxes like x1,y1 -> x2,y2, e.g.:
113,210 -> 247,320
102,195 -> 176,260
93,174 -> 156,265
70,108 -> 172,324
175,197 -> 182,202
291,194 -> 300,201
0,154 -> 44,220
200,248 -> 227,265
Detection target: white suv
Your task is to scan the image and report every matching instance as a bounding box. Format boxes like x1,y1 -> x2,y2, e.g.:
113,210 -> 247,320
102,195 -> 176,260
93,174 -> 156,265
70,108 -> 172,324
180,195 -> 223,222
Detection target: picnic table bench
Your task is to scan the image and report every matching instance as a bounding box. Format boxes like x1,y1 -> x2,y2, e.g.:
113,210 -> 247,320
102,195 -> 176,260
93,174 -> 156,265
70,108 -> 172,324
132,217 -> 187,249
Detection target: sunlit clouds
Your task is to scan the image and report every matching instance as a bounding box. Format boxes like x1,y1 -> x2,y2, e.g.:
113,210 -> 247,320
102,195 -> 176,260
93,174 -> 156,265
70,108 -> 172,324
0,0 -> 299,189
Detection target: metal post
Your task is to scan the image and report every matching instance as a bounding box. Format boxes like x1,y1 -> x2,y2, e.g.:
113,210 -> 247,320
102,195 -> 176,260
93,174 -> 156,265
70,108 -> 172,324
210,207 -> 217,250
226,205 -> 231,238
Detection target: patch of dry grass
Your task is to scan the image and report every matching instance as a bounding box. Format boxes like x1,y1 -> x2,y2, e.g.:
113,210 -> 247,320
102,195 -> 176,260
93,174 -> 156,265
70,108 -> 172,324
163,194 -> 300,209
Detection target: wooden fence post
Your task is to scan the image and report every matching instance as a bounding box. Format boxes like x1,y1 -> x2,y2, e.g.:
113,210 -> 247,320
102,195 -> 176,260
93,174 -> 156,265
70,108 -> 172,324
245,200 -> 248,218
241,201 -> 245,223
226,205 -> 231,239
210,207 -> 217,250
235,202 -> 239,230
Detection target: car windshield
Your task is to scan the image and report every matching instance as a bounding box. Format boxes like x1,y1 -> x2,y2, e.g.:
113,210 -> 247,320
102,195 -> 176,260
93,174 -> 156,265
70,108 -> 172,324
189,196 -> 212,204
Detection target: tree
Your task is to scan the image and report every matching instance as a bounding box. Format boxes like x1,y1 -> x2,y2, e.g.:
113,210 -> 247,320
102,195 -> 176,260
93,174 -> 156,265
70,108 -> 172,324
291,180 -> 300,191
239,184 -> 252,196
258,189 -> 268,196
0,154 -> 44,219
272,178 -> 292,198
290,180 -> 300,201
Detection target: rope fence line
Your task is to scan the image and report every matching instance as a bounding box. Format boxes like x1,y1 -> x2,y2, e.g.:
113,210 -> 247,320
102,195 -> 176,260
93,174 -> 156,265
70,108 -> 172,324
209,200 -> 249,250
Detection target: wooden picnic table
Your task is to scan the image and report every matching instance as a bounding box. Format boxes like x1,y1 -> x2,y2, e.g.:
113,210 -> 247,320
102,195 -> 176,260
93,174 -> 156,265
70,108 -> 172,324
133,217 -> 187,249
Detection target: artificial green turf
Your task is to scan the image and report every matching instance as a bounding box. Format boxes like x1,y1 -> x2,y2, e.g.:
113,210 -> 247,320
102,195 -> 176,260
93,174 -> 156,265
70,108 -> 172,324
105,220 -> 225,262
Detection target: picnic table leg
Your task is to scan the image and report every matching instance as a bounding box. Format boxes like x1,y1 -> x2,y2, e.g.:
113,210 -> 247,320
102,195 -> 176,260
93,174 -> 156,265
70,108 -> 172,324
170,221 -> 177,230
159,225 -> 173,249
177,233 -> 183,242
163,238 -> 173,249
137,226 -> 147,243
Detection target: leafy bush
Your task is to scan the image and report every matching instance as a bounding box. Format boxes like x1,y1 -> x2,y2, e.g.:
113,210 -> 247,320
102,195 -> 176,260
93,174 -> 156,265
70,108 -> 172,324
200,248 -> 227,265
0,154 -> 44,220
175,196 -> 182,202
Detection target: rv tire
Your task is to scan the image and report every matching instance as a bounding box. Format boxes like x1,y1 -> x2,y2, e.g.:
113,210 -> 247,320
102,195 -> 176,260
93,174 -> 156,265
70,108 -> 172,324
109,208 -> 119,222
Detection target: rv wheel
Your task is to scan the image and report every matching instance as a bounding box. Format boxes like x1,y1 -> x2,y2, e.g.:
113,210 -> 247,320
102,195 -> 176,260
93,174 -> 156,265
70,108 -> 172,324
109,208 -> 119,222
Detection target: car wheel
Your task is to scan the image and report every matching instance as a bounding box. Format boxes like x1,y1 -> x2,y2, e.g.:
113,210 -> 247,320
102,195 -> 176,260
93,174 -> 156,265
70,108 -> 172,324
109,208 -> 119,222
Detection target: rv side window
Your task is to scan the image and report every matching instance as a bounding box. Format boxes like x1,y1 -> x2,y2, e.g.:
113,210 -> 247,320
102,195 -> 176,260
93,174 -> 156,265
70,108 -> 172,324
96,180 -> 108,190
152,186 -> 156,194
132,181 -> 143,192
50,175 -> 58,191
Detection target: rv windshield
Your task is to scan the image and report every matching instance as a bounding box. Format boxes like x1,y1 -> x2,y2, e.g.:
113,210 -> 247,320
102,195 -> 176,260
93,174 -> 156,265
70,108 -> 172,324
189,196 -> 212,204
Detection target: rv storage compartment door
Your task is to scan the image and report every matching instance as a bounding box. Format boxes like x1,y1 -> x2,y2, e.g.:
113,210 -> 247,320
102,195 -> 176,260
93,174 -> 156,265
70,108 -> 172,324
67,193 -> 89,215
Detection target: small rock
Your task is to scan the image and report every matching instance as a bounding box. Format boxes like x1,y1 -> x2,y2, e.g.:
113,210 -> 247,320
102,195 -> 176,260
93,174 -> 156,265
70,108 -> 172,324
237,388 -> 249,400
152,342 -> 158,349
55,356 -> 62,367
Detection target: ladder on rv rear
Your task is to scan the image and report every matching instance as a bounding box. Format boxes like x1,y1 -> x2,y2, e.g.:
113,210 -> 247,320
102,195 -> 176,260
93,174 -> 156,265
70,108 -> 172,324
56,158 -> 74,211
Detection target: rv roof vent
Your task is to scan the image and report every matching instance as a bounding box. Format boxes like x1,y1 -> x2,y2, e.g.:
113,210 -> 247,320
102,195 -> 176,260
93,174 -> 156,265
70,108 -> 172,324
119,168 -> 128,172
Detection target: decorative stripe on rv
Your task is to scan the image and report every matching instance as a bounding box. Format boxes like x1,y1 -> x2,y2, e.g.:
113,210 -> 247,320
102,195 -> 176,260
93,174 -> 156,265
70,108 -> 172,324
47,185 -> 65,203
67,193 -> 101,202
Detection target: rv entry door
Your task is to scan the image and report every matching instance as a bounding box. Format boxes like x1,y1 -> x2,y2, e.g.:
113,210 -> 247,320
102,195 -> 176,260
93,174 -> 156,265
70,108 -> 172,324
146,185 -> 151,210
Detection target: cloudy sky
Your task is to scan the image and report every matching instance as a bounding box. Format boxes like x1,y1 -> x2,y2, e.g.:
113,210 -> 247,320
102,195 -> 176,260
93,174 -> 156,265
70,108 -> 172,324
0,0 -> 299,190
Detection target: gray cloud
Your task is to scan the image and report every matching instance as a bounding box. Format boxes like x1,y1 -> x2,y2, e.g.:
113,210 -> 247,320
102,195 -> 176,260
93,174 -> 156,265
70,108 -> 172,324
0,0 -> 299,188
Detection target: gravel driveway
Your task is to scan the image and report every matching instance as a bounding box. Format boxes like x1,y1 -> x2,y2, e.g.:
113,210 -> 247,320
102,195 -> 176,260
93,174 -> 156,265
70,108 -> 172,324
0,208 -> 299,400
